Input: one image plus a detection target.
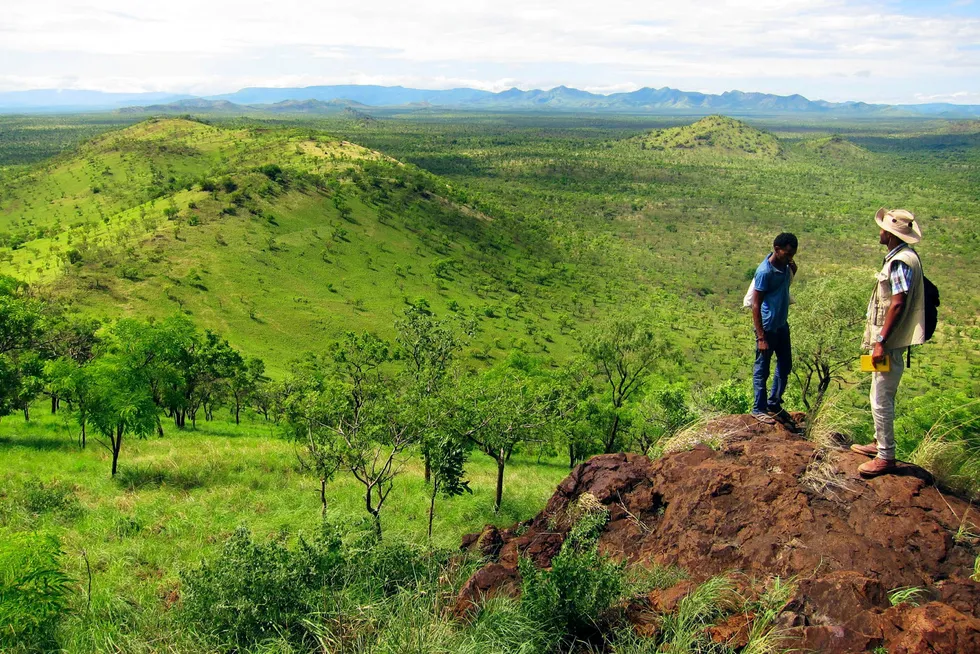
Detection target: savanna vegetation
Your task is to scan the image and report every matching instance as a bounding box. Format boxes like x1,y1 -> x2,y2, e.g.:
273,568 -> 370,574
1,109 -> 978,652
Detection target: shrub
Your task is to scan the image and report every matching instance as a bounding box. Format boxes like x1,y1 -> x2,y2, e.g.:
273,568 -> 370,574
518,497 -> 624,648
179,524 -> 343,648
18,478 -> 81,519
707,379 -> 751,414
0,529 -> 72,651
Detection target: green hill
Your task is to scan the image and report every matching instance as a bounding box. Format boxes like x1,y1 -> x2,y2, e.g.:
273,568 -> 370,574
797,134 -> 872,161
0,118 -> 582,371
638,115 -> 781,157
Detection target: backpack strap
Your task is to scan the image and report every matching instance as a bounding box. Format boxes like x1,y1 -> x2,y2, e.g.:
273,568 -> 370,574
907,347 -> 912,368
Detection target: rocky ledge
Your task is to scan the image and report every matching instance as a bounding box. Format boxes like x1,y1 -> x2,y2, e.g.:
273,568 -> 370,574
456,415 -> 980,653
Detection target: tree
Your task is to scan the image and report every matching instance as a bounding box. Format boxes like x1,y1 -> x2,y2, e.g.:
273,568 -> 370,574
580,310 -> 678,453
87,321 -> 161,476
229,357 -> 266,425
451,356 -> 564,512
45,358 -> 93,447
425,430 -> 470,539
632,383 -> 695,454
42,316 -> 100,416
280,362 -> 344,516
0,275 -> 46,420
187,331 -> 242,426
282,333 -> 417,538
395,300 -> 464,482
790,277 -> 866,416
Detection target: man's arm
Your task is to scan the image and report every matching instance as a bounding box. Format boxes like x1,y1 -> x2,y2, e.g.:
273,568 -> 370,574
752,293 -> 768,351
871,292 -> 907,365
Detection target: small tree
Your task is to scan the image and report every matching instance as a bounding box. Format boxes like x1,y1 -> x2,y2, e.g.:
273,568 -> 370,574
283,333 -> 417,538
581,310 -> 678,453
632,383 -> 695,454
229,357 -> 266,425
281,362 -> 344,516
86,323 -> 160,476
395,301 -> 464,482
425,430 -> 470,539
790,277 -> 866,416
452,357 -> 564,513
0,275 -> 46,421
45,358 -> 93,447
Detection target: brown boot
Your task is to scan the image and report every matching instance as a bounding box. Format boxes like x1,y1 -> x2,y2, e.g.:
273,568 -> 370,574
850,443 -> 878,458
859,457 -> 897,478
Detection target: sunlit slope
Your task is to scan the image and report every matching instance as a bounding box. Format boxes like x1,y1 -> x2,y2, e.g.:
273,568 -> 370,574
0,119 -> 580,370
637,115 -> 782,158
796,135 -> 873,162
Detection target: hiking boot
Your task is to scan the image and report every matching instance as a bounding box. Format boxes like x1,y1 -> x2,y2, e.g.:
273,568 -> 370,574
858,457 -> 897,478
850,443 -> 878,458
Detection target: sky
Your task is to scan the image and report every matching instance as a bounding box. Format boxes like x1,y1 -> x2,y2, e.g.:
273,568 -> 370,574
2,0 -> 979,104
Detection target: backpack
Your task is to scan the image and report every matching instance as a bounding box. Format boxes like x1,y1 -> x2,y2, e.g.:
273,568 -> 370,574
923,275 -> 940,341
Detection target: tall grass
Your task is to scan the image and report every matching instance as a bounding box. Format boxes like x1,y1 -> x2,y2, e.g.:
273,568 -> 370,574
906,398 -> 980,499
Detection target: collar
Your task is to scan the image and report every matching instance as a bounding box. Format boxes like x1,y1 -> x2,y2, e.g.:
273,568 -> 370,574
884,243 -> 909,263
766,252 -> 786,273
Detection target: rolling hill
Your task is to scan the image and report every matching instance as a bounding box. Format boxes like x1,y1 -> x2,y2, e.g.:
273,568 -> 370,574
0,118 -> 585,371
637,115 -> 782,157
797,134 -> 873,161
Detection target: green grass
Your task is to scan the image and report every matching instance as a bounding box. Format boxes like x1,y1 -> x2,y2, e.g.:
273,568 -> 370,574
0,407 -> 570,651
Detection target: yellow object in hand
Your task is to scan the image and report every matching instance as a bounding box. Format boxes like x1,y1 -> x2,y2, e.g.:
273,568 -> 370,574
860,354 -> 890,373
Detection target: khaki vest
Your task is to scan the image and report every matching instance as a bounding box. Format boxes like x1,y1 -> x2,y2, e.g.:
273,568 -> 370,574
862,247 -> 926,350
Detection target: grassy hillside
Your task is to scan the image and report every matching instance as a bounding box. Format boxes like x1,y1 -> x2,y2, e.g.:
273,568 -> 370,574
638,115 -> 782,157
0,118 -> 596,372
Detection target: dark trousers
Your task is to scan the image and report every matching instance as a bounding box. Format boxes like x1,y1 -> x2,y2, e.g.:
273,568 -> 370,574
753,324 -> 792,414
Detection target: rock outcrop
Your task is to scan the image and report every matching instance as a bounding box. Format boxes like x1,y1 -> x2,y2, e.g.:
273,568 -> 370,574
456,415 -> 980,652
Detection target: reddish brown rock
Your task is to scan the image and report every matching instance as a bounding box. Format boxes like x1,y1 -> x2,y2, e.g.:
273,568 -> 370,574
452,563 -> 520,618
880,602 -> 980,653
646,580 -> 697,613
454,416 -> 980,650
460,524 -> 504,560
707,612 -> 753,648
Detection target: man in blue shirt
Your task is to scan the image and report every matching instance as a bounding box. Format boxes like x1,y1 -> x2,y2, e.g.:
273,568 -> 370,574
751,233 -> 798,427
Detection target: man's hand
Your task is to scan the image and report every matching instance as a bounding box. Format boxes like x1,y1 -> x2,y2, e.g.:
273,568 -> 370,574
757,338 -> 769,352
788,258 -> 798,275
871,342 -> 887,366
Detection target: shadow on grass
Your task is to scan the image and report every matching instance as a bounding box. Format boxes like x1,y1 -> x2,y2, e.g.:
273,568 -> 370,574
0,435 -> 76,452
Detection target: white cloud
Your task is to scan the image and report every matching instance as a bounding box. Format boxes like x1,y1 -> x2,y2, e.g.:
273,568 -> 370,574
1,1 -> 978,103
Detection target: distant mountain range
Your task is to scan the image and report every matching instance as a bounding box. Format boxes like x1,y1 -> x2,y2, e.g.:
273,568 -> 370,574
2,84 -> 979,117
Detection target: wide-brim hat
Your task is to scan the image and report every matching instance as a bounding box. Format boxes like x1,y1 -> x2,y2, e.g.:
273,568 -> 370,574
875,208 -> 921,244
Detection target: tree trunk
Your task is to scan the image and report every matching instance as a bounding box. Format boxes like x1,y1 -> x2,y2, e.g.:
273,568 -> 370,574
51,395 -> 59,414
156,416 -> 165,438
80,418 -> 87,449
427,482 -> 437,540
604,413 -> 620,453
494,449 -> 505,513
424,452 -> 431,483
320,477 -> 327,517
366,487 -> 382,541
569,442 -> 576,469
23,405 -> 29,422
235,404 -> 241,425
111,425 -> 123,476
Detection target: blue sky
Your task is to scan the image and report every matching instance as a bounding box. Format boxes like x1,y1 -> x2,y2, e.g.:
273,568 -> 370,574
1,0 -> 978,104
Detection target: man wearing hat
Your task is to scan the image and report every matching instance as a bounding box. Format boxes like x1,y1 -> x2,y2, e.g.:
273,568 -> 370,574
851,208 -> 927,478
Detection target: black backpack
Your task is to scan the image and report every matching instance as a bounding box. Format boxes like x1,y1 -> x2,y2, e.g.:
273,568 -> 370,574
923,275 -> 940,341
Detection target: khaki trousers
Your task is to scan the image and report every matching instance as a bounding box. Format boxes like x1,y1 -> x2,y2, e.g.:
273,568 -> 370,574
870,347 -> 906,461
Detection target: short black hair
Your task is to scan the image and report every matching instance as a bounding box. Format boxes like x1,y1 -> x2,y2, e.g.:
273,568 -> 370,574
773,232 -> 798,250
